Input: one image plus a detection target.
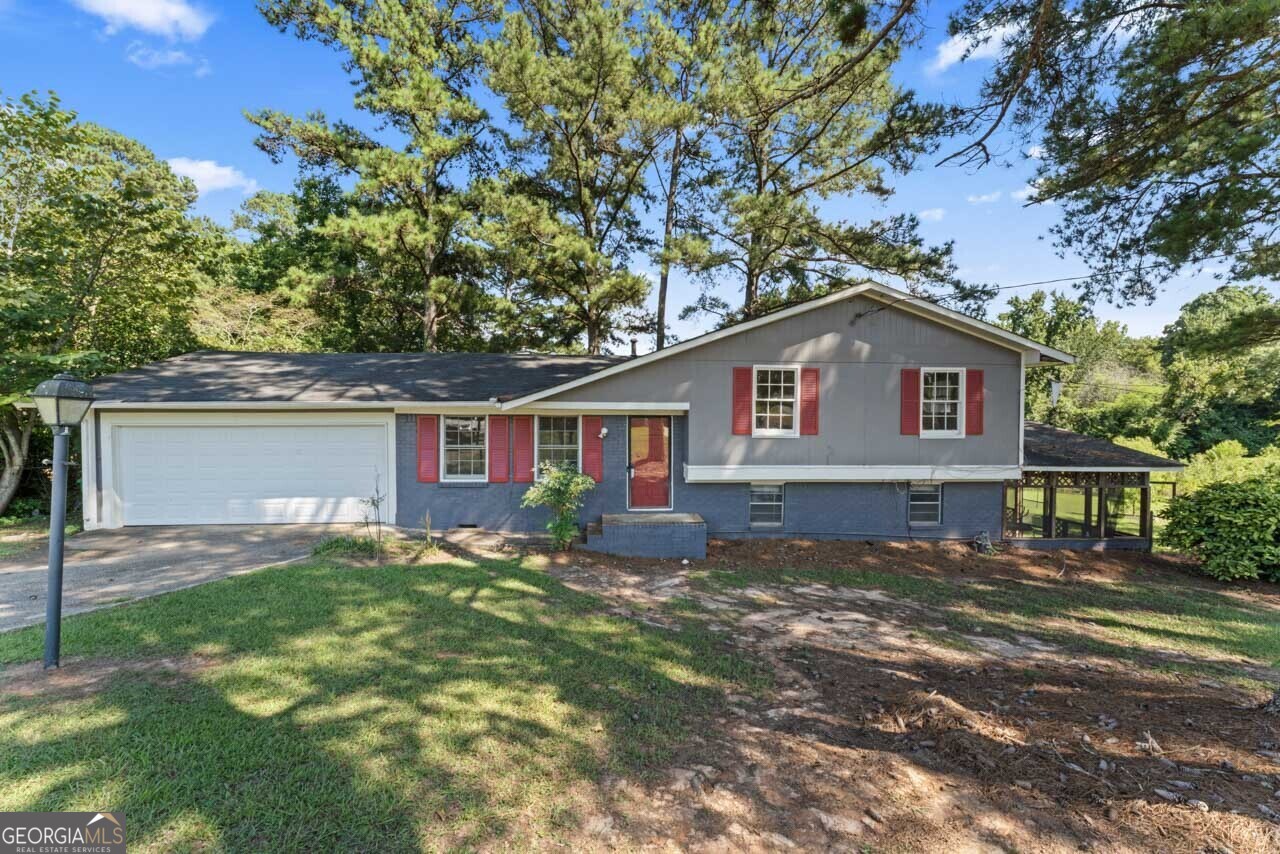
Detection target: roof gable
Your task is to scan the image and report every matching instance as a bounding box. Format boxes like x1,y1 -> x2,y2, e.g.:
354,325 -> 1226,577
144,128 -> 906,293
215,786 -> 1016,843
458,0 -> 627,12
499,282 -> 1074,409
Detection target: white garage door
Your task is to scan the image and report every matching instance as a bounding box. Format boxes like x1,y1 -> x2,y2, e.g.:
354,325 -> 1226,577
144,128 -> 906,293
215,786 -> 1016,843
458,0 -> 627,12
115,422 -> 390,525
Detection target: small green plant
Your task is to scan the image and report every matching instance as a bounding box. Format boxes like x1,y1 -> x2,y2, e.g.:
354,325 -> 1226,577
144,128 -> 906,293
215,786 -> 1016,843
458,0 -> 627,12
359,472 -> 388,562
1160,469 -> 1280,581
519,462 -> 596,550
312,535 -> 381,558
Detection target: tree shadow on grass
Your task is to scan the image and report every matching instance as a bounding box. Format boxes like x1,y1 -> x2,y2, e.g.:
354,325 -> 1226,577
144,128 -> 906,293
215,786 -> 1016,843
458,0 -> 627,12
0,555 -> 753,850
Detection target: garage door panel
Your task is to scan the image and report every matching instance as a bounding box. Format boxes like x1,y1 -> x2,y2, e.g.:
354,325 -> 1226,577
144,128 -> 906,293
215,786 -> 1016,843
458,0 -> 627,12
115,423 -> 389,525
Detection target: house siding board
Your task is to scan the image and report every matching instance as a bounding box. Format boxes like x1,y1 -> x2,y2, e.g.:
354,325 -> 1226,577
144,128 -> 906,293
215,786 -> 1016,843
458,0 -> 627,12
395,415 -> 1003,541
542,294 -> 1021,468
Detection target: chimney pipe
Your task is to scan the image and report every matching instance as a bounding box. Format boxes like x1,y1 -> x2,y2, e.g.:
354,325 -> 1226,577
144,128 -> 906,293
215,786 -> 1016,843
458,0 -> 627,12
630,337 -> 638,357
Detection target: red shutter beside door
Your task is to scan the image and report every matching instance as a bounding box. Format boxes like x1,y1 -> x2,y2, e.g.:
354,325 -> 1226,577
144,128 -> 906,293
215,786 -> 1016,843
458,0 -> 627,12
512,415 -> 535,483
966,369 -> 985,436
800,367 -> 820,435
582,416 -> 603,482
416,415 -> 439,482
488,415 -> 510,482
900,368 -> 920,436
732,367 -> 752,435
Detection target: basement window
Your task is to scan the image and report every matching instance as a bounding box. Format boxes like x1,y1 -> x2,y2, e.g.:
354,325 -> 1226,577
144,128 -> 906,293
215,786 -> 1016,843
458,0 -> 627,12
908,483 -> 942,526
749,484 -> 784,527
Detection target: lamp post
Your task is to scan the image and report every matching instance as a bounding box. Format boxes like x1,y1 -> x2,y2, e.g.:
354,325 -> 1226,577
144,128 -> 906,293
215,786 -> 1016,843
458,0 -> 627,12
32,373 -> 94,669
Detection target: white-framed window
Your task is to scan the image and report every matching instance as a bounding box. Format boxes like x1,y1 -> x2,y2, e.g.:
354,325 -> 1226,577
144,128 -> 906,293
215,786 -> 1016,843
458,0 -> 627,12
921,368 -> 964,438
909,483 -> 942,526
749,483 -> 784,526
442,415 -> 487,481
753,365 -> 798,437
536,415 -> 580,473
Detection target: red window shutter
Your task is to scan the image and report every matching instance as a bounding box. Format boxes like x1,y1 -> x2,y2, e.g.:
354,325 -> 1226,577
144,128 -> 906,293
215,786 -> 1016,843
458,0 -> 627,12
800,367 -> 820,435
416,415 -> 438,482
900,368 -> 920,436
732,367 -> 753,435
966,369 -> 985,436
582,416 -> 604,482
512,415 -> 534,483
488,415 -> 510,482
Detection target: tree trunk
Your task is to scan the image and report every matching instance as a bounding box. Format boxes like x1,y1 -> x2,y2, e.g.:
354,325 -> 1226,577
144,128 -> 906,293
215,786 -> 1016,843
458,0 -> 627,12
744,266 -> 759,318
423,295 -> 439,352
0,408 -> 35,518
656,133 -> 684,351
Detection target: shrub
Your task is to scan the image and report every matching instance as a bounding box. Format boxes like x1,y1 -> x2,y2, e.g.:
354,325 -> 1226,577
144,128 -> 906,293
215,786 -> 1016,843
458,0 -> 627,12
520,462 -> 596,550
1159,471 -> 1280,581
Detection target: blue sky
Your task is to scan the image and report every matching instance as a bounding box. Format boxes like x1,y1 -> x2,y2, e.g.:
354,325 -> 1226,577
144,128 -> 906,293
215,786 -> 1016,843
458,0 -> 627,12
0,0 -> 1256,352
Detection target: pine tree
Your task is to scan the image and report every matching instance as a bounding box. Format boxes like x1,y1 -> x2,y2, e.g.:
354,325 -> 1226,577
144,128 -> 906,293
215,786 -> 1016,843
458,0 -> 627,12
251,0 -> 500,351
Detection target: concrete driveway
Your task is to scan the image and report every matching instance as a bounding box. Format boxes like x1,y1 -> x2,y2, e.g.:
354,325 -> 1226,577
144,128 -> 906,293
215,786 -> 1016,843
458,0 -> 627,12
0,525 -> 351,633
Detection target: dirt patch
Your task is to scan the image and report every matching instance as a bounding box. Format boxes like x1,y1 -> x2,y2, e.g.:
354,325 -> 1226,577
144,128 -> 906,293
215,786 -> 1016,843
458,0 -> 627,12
0,656 -> 219,700
548,542 -> 1280,852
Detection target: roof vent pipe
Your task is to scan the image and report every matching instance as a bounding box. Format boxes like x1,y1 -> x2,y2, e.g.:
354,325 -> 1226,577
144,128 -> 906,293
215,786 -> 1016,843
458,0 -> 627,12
630,338 -> 638,357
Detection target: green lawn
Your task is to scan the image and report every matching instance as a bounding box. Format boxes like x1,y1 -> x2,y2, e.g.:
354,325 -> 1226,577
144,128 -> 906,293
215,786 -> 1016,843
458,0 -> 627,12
694,562 -> 1280,674
0,553 -> 759,851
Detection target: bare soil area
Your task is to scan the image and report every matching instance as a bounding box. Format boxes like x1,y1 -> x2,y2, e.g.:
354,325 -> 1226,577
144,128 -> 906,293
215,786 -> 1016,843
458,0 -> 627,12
546,539 -> 1280,853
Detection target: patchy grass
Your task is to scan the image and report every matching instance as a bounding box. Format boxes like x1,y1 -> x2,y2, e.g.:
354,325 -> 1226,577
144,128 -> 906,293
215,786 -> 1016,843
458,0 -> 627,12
693,560 -> 1280,673
0,554 -> 757,851
0,519 -> 79,559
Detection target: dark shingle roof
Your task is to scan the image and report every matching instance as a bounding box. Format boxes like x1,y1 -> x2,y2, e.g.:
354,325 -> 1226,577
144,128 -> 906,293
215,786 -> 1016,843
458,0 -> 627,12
91,351 -> 626,404
1023,422 -> 1183,470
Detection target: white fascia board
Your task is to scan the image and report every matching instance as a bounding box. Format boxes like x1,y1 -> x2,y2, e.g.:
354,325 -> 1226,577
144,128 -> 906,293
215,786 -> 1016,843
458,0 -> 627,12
683,463 -> 1022,483
505,401 -> 690,414
92,400 -> 494,412
1021,465 -> 1186,472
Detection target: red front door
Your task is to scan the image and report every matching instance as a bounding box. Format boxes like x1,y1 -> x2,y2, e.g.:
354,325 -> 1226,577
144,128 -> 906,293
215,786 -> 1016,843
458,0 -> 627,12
628,416 -> 671,509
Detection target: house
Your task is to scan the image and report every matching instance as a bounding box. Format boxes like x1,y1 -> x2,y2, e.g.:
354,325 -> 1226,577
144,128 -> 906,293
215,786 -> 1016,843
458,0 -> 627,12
78,282 -> 1182,556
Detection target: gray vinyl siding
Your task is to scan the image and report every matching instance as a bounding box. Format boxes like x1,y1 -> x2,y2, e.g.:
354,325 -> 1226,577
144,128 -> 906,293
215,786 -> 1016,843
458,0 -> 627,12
543,294 -> 1022,467
395,415 -> 1003,540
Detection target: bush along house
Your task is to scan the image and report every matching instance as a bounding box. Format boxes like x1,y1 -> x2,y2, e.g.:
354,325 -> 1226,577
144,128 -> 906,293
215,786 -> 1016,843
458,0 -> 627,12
77,282 -> 1182,558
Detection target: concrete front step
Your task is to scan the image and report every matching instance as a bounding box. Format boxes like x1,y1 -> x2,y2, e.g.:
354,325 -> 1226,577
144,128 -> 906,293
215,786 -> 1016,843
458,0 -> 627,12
579,513 -> 707,559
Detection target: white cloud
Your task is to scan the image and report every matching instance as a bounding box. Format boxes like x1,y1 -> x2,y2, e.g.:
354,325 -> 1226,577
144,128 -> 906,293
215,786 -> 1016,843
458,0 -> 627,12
966,191 -> 1001,204
126,41 -> 190,68
71,0 -> 213,41
928,23 -> 1017,74
1012,182 -> 1055,204
167,158 -> 259,195
918,208 -> 946,222
1026,144 -> 1046,159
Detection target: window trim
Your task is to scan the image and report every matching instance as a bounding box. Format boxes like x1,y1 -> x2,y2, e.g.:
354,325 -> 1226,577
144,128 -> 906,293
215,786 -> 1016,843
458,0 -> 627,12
748,482 -> 785,527
534,414 -> 582,477
440,415 -> 488,482
751,364 -> 801,438
919,367 -> 965,439
908,482 -> 943,527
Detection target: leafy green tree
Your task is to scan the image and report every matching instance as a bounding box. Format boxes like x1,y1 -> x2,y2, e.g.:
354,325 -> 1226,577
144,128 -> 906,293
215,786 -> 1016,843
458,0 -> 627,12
945,0 -> 1280,303
1158,286 -> 1280,457
681,0 -> 965,323
996,289 -> 1159,425
480,0 -> 657,354
252,0 -> 500,351
1,94 -> 201,514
